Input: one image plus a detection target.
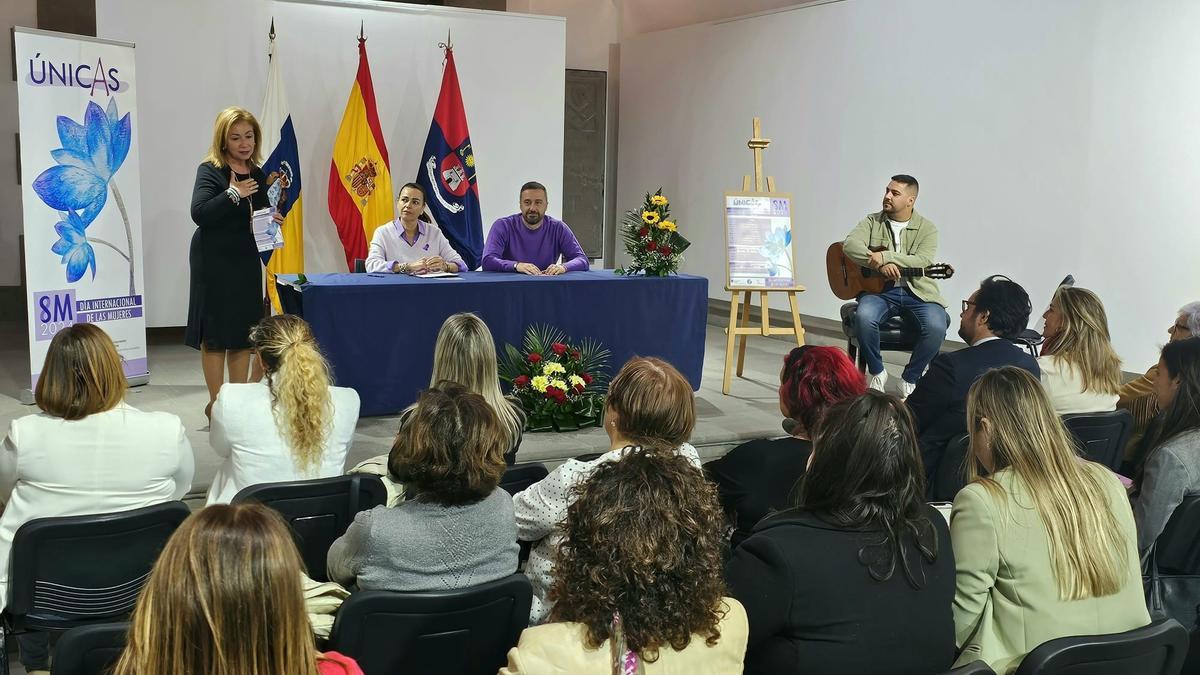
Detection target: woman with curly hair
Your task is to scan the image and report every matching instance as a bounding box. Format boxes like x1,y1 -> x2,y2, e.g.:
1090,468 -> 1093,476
206,314 -> 360,504
726,391 -> 955,674
501,449 -> 747,674
515,357 -> 701,624
705,345 -> 865,547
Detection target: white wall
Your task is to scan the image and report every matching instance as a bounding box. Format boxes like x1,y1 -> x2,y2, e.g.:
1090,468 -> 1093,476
96,0 -> 565,327
0,0 -> 39,287
617,0 -> 1200,370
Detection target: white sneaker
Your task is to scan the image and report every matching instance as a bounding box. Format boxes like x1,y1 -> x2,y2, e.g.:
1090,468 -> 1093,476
868,369 -> 888,392
900,380 -> 917,400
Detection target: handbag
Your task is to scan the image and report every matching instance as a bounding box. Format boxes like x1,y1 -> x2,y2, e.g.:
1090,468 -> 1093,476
1143,544 -> 1200,631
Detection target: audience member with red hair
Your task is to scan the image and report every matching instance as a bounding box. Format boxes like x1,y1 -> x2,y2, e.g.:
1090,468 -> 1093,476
705,345 -> 865,547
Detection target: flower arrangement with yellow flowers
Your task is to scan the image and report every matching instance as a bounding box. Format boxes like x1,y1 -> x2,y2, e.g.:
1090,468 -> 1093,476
498,324 -> 611,432
615,189 -> 691,277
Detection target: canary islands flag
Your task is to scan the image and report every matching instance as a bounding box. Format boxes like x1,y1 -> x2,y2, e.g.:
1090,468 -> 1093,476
260,29 -> 303,312
416,47 -> 483,270
328,36 -> 394,270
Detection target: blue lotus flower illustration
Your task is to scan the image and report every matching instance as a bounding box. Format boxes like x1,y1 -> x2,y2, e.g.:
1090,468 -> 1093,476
50,210 -> 96,282
758,226 -> 793,278
32,98 -> 131,225
32,98 -> 136,292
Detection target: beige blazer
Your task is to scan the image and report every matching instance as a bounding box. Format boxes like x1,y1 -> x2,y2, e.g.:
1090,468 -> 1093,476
499,598 -> 747,674
950,464 -> 1149,674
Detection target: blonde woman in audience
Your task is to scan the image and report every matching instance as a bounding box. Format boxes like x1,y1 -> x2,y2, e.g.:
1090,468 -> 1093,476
501,449 -> 746,674
327,381 -> 518,591
1131,337 -> 1200,552
515,357 -> 701,624
1119,301 -> 1199,458
0,324 -> 193,674
112,503 -> 363,675
206,314 -> 359,504
348,312 -> 526,502
424,312 -> 526,464
1037,286 -> 1121,413
951,367 -> 1147,674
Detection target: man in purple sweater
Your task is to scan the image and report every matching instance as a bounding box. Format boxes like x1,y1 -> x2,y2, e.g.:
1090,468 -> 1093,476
481,181 -> 589,275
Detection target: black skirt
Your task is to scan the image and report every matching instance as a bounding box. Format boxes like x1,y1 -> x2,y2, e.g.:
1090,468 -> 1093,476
184,162 -> 266,350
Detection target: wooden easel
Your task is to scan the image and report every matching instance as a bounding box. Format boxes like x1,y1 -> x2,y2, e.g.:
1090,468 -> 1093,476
722,117 -> 806,395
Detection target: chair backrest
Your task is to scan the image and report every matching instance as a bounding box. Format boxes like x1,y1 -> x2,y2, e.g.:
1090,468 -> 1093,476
52,621 -> 130,675
941,660 -> 997,675
1156,496 -> 1200,574
498,463 -> 549,495
1013,619 -> 1189,675
231,474 -> 387,582
931,433 -> 972,502
353,258 -> 366,273
328,573 -> 531,675
1062,409 -> 1132,471
7,501 -> 191,627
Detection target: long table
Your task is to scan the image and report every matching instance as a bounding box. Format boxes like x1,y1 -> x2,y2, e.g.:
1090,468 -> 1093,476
276,270 -> 709,416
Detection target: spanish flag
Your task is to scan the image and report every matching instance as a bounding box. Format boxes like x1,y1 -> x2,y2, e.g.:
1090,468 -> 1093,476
328,34 -> 393,270
260,24 -> 303,312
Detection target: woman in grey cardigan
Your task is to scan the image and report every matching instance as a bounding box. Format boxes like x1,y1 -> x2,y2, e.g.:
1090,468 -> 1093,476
327,381 -> 518,591
1132,337 -> 1200,552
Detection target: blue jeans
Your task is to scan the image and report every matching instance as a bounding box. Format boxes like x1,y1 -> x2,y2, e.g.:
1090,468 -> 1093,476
854,286 -> 950,383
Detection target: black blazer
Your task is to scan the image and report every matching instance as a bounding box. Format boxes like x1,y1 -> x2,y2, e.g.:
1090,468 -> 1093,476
704,436 -> 812,548
726,505 -> 956,675
906,338 -> 1039,479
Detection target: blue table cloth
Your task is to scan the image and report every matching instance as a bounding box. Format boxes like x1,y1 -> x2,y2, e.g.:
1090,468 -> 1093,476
276,270 -> 708,416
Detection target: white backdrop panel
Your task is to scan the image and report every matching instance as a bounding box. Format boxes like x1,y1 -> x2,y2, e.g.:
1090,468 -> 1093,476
97,0 -> 565,327
617,0 -> 1199,370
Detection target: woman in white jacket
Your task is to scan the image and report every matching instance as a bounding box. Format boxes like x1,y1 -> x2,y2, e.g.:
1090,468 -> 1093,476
0,323 -> 194,673
207,314 -> 359,504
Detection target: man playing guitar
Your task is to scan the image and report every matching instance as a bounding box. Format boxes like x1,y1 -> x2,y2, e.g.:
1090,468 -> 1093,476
842,175 -> 949,398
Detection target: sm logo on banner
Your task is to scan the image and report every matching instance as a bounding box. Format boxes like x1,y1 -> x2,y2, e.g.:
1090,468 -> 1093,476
33,289 -> 77,342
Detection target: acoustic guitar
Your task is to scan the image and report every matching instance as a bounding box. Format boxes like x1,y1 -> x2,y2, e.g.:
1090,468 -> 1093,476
826,242 -> 955,300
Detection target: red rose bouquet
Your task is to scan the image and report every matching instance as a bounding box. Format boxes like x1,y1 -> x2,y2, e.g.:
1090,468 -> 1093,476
498,324 -> 611,432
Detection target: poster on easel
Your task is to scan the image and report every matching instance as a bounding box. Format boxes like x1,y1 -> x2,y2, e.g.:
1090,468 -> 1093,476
15,27 -> 148,392
723,191 -> 796,289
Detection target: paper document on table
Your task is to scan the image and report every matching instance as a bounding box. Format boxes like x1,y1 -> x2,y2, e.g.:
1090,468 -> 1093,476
252,207 -> 284,253
411,271 -> 459,278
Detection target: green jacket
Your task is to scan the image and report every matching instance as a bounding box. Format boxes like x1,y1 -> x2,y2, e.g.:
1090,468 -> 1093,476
842,210 -> 946,307
950,466 -> 1149,674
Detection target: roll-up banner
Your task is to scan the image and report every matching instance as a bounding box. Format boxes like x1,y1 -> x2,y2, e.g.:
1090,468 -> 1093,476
14,27 -> 148,394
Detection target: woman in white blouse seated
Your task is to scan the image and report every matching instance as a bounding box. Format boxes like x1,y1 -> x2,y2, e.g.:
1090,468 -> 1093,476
0,324 -> 193,673
365,183 -> 466,274
514,357 -> 702,625
206,315 -> 360,504
1037,286 -> 1121,414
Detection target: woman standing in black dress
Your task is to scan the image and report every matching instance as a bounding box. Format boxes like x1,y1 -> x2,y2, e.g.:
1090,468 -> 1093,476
187,107 -> 282,419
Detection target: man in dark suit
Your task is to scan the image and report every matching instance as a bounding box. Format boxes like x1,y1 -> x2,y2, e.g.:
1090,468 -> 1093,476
907,275 -> 1039,484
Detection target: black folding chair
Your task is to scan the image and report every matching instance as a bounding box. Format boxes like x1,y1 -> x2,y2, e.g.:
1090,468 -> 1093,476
1062,410 -> 1133,472
1013,619 -> 1188,674
498,463 -> 548,496
232,474 -> 387,582
328,574 -> 532,675
0,501 -> 190,675
52,621 -> 129,675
